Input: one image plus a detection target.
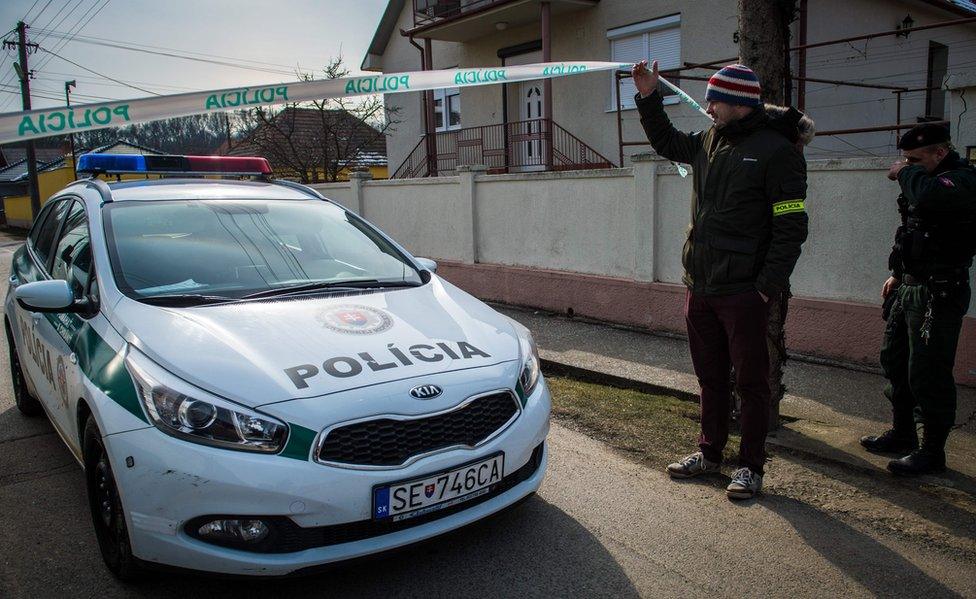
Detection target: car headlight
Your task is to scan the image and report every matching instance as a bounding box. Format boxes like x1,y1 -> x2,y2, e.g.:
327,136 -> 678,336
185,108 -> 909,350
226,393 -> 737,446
515,326 -> 541,402
125,348 -> 287,453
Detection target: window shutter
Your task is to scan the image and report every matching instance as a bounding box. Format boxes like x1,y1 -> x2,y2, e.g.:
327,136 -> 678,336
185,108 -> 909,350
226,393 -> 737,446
650,27 -> 681,70
612,35 -> 645,108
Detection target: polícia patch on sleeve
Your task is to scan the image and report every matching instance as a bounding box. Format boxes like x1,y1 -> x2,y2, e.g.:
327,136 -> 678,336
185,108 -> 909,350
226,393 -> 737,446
772,199 -> 805,216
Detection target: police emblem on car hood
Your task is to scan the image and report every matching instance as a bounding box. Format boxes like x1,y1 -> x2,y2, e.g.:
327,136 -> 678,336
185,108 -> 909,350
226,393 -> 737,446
316,304 -> 393,335
409,384 -> 443,399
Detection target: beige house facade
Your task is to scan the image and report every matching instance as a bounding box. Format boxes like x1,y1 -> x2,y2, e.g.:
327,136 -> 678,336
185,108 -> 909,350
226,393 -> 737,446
363,0 -> 976,176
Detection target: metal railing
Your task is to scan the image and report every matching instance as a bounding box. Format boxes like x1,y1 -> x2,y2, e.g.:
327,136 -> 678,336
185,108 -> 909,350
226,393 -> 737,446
412,0 -> 515,29
392,118 -> 615,179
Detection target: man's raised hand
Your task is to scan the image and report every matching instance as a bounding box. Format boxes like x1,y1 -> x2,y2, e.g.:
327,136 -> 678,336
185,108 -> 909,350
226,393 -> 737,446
631,59 -> 659,99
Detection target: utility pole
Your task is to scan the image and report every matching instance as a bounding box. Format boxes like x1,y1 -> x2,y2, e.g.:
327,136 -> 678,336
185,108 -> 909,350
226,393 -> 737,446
65,80 -> 77,179
736,0 -> 798,430
4,22 -> 41,219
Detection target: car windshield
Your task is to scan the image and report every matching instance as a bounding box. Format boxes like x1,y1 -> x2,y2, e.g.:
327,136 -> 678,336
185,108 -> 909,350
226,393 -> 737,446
103,199 -> 422,301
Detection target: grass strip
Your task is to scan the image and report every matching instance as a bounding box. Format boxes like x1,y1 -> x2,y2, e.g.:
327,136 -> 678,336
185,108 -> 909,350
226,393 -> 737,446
547,376 -> 742,468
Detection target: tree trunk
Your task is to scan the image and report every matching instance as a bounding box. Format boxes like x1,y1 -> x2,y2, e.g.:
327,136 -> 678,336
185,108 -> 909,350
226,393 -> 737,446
736,0 -> 795,105
736,0 -> 796,431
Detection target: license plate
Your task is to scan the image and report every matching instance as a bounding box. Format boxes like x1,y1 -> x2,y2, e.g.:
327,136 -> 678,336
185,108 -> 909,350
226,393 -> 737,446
373,453 -> 504,522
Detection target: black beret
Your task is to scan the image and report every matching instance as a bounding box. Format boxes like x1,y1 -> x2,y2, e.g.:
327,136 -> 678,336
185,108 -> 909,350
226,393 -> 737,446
897,123 -> 950,150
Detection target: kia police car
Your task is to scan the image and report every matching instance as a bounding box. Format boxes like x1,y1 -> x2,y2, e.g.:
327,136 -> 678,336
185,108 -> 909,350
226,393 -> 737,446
5,154 -> 550,579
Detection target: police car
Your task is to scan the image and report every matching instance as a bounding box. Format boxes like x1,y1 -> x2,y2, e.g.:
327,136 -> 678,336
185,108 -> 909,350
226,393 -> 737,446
5,154 -> 550,579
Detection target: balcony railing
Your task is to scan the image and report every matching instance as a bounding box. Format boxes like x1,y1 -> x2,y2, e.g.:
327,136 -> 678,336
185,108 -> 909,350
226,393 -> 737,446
412,0 -> 514,29
392,118 -> 615,179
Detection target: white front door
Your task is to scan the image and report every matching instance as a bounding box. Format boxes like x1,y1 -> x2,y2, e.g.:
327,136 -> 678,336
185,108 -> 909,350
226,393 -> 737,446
517,80 -> 546,172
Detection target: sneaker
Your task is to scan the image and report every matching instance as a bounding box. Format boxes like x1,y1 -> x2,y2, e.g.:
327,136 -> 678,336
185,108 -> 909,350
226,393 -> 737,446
726,467 -> 762,500
859,429 -> 918,454
666,451 -> 720,479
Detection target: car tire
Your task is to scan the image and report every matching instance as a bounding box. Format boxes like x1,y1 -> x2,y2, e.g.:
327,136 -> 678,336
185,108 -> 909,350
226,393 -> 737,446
5,323 -> 43,417
83,416 -> 145,582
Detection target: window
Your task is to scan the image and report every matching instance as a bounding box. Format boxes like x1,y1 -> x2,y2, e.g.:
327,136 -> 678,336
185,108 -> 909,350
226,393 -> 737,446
30,199 -> 71,270
925,41 -> 948,119
104,199 -> 422,300
51,201 -> 92,299
608,14 -> 681,110
434,87 -> 461,131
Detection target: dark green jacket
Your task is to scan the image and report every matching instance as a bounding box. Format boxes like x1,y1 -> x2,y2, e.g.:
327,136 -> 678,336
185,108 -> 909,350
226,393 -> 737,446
636,91 -> 809,298
890,151 -> 976,279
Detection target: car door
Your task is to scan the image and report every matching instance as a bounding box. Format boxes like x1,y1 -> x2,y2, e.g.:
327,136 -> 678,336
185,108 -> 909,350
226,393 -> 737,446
39,198 -> 95,436
12,198 -> 72,420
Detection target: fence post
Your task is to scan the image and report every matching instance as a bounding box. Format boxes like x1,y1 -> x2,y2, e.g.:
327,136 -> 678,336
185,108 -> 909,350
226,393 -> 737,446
457,164 -> 487,264
631,152 -> 660,282
348,170 -> 373,217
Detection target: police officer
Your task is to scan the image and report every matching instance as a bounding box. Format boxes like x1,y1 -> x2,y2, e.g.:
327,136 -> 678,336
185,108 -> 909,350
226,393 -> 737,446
861,124 -> 976,475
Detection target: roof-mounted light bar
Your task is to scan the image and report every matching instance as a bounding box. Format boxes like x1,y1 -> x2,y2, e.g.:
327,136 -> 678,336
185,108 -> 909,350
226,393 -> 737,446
76,153 -> 273,177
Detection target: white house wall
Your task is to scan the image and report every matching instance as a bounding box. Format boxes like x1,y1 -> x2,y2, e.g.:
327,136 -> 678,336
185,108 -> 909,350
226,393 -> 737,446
375,0 -> 976,173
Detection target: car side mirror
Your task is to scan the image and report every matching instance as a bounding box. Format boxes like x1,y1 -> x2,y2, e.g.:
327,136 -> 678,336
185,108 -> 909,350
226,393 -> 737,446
416,257 -> 438,274
15,280 -> 90,314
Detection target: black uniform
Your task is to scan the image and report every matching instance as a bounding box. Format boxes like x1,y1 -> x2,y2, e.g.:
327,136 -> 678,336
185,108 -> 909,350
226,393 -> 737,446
881,147 -> 976,461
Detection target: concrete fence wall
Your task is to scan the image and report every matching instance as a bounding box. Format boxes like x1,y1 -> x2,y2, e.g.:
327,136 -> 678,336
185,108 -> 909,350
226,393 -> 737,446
313,157 -> 973,312
311,158 -> 976,384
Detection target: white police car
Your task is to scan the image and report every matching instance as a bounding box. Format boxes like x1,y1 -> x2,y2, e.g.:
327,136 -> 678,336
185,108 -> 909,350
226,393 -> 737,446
5,154 -> 550,579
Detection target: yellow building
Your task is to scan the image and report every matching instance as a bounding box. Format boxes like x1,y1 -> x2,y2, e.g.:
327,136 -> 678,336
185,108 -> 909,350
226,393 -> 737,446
0,140 -> 165,229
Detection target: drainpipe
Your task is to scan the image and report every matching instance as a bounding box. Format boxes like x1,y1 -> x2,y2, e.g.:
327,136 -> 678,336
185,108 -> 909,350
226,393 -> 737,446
404,31 -> 437,177
797,0 -> 808,111
424,38 -> 438,176
541,0 -> 553,170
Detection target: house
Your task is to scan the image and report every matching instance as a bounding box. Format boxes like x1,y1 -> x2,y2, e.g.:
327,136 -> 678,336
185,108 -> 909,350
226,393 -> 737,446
362,0 -> 976,177
0,146 -> 65,171
219,107 -> 389,181
0,140 -> 164,228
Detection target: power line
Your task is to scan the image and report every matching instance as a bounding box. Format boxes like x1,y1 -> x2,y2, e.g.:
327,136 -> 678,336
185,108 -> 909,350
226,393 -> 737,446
0,1 -> 87,100
31,0 -> 111,74
31,31 -> 300,77
28,0 -> 55,25
32,73 -> 197,92
37,45 -> 160,96
20,0 -> 42,22
32,28 -> 310,72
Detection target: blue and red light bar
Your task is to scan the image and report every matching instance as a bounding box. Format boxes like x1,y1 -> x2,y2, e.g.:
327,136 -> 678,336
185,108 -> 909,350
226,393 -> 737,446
76,153 -> 272,176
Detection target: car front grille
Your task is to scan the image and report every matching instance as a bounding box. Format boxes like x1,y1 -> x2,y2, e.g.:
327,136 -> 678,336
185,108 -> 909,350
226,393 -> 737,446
317,391 -> 520,467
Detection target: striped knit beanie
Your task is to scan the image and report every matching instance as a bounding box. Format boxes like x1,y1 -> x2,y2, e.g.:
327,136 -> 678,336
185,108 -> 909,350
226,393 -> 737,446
705,64 -> 762,107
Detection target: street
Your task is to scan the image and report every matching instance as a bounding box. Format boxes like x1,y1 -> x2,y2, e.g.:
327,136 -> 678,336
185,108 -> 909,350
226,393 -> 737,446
0,237 -> 974,598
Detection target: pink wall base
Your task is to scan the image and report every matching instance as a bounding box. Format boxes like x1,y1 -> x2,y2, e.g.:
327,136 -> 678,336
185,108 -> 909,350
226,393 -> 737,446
437,261 -> 976,387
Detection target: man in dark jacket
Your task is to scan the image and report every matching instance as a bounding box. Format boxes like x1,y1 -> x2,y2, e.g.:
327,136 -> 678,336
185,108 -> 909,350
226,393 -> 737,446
861,124 -> 976,475
631,60 -> 808,499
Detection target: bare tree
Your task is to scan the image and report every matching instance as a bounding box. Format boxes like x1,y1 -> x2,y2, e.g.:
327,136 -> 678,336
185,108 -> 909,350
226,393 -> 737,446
736,0 -> 798,430
236,56 -> 400,183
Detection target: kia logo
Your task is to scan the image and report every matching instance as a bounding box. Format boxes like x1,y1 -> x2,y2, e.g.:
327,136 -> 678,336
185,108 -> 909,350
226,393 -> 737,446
410,384 -> 442,399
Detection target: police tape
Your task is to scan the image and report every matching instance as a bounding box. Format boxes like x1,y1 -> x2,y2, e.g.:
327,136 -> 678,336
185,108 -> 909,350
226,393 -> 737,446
0,61 -> 651,145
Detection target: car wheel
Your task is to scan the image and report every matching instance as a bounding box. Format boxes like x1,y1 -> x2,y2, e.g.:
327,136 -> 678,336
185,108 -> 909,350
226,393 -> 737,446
5,324 -> 43,417
83,416 -> 145,582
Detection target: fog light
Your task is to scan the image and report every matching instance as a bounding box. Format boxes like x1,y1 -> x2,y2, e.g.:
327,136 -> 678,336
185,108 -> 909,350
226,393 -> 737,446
197,519 -> 270,543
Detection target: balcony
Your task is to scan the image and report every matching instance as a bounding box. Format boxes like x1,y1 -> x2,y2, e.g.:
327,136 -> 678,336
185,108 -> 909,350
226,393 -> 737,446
409,0 -> 599,41
392,118 -> 614,179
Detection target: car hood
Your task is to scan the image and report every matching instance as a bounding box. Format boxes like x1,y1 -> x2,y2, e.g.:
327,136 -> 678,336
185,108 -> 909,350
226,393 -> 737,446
111,277 -> 520,407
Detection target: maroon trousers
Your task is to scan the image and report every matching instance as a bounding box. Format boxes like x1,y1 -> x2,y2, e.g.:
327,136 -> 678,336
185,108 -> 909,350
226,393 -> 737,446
684,290 -> 771,474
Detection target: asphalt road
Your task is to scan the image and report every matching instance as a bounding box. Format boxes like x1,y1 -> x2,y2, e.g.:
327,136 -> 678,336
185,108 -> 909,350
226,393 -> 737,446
1,236 -> 974,598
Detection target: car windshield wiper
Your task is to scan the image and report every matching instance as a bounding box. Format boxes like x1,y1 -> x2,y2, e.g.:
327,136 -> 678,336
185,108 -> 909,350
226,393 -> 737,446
240,279 -> 421,299
138,293 -> 236,307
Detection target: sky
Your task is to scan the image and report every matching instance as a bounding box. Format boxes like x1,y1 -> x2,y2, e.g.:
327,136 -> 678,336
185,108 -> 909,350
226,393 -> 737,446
0,0 -> 388,113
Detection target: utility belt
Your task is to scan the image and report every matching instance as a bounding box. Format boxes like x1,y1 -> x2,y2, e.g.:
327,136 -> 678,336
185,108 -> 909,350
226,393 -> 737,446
900,268 -> 969,345
901,267 -> 969,287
